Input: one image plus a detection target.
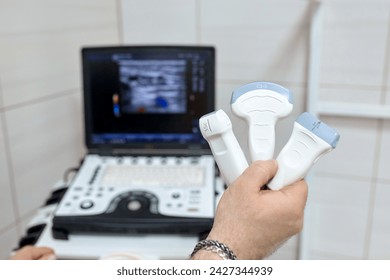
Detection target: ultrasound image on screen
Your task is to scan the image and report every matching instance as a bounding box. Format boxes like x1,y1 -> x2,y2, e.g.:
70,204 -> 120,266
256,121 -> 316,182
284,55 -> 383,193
82,46 -> 215,147
118,59 -> 187,114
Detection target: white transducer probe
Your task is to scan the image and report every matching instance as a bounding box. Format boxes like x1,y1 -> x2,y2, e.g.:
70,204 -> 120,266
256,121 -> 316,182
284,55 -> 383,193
199,109 -> 249,186
267,112 -> 340,190
231,82 -> 293,162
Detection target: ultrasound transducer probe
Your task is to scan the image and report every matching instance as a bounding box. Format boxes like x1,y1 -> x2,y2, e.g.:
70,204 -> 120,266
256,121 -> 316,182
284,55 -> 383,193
267,112 -> 340,190
231,82 -> 293,162
200,83 -> 340,191
199,109 -> 249,186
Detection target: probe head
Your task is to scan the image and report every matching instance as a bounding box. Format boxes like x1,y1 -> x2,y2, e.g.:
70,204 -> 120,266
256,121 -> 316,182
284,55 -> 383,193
231,81 -> 293,119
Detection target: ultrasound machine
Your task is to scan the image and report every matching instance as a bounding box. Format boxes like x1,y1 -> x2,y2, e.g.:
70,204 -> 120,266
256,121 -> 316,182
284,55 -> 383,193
19,46 -> 219,259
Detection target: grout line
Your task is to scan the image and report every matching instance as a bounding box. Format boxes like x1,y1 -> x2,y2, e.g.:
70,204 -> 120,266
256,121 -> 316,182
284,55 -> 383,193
0,206 -> 41,243
0,221 -> 19,237
376,177 -> 390,184
218,80 -> 390,92
196,0 -> 201,44
315,171 -> 374,183
320,83 -> 386,91
0,23 -> 119,39
116,0 -> 124,44
381,10 -> 390,104
218,79 -> 306,88
363,12 -> 390,259
0,76 -> 21,233
220,80 -> 389,92
363,120 -> 383,259
315,170 -> 390,185
311,249 -> 363,260
363,182 -> 377,260
1,88 -> 79,113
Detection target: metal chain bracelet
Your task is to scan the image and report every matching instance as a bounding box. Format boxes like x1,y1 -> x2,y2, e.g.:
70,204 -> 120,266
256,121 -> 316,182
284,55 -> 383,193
190,239 -> 237,260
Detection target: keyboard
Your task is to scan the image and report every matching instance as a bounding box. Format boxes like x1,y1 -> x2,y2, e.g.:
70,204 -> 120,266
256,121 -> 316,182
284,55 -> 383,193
52,154 -> 216,237
100,163 -> 205,188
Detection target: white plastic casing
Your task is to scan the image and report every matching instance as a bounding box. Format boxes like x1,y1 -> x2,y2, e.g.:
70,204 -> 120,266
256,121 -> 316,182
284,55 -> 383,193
199,109 -> 249,186
54,155 -> 216,218
231,82 -> 293,161
267,114 -> 339,190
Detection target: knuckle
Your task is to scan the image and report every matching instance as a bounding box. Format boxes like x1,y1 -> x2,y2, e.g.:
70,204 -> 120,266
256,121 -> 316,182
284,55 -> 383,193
252,161 -> 274,180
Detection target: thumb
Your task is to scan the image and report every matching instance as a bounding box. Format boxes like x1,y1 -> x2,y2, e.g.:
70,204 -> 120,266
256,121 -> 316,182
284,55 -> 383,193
234,160 -> 278,191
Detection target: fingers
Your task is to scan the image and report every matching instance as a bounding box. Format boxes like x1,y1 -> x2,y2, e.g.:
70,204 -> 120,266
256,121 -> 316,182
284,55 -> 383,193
234,160 -> 308,210
30,246 -> 55,260
11,246 -> 56,260
236,160 -> 278,190
38,253 -> 56,260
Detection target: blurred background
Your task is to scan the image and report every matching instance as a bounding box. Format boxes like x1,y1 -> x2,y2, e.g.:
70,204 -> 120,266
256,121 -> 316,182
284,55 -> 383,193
0,0 -> 389,259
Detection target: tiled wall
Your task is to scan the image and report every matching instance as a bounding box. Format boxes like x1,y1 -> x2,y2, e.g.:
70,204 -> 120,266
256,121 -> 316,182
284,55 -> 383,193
0,1 -> 120,259
1,0 -> 389,260
121,0 -> 390,260
308,0 -> 390,260
121,0 -> 311,259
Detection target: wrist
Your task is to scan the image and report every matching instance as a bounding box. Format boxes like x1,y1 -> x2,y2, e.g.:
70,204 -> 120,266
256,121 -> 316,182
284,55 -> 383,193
190,249 -> 224,260
206,230 -> 267,260
190,239 -> 237,260
206,230 -> 242,259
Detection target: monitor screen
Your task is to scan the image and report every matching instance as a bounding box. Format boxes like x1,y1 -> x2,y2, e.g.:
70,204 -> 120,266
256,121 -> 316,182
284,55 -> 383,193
82,46 -> 215,151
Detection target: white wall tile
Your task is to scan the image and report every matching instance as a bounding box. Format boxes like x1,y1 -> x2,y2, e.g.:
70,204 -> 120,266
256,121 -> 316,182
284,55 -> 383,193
266,235 -> 299,260
0,0 -> 121,258
0,27 -> 119,107
0,114 -> 16,230
121,0 -> 197,44
0,0 -> 117,35
377,120 -> 390,181
369,182 -> 390,259
310,250 -> 360,260
320,1 -> 389,87
200,0 -> 310,84
5,92 -> 85,217
313,116 -> 379,179
308,175 -> 371,258
0,227 -> 20,259
319,86 -> 382,105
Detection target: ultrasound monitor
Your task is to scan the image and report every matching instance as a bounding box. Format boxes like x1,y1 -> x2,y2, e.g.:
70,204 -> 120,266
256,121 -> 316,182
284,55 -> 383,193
82,46 -> 215,152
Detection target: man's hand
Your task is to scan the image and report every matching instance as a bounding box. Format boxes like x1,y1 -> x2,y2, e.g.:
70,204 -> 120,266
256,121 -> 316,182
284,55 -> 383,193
10,245 -> 56,260
193,160 -> 308,260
